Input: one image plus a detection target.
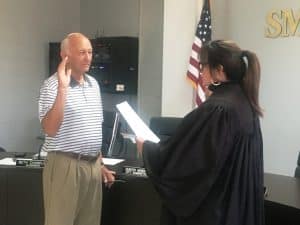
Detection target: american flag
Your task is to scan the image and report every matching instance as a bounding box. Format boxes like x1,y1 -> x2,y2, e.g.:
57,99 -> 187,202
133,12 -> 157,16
186,0 -> 211,106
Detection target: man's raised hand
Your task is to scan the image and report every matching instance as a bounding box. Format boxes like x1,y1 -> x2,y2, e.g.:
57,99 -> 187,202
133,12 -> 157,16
57,56 -> 72,89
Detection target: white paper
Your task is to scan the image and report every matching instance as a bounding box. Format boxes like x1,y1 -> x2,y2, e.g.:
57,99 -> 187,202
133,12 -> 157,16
102,157 -> 124,165
0,157 -> 16,166
116,101 -> 160,143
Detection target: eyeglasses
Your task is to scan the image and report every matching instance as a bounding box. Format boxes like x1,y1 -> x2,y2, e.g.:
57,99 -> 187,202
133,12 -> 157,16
199,62 -> 208,73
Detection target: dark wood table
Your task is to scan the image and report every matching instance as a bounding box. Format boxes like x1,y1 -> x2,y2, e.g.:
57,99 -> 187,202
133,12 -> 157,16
264,173 -> 300,225
0,153 -> 300,225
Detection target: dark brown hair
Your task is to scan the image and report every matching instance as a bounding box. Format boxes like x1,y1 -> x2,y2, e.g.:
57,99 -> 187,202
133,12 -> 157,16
200,40 -> 263,117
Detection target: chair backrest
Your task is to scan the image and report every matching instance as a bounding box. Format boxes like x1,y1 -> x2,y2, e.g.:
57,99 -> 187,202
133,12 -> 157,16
295,152 -> 300,178
149,117 -> 183,142
102,110 -> 122,157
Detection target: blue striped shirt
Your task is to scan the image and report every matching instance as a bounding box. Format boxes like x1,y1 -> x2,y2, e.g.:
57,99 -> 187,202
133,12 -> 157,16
38,73 -> 103,156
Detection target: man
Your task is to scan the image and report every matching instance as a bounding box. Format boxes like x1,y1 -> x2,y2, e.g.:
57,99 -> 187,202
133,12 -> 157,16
39,33 -> 115,225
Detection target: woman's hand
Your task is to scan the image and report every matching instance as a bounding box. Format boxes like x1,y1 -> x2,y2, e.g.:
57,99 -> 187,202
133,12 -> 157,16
136,137 -> 145,156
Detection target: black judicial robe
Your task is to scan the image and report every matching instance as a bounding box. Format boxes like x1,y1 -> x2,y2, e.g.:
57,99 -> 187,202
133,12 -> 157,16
142,82 -> 264,225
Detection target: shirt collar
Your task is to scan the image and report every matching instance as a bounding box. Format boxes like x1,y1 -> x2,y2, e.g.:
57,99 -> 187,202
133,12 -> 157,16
69,74 -> 93,88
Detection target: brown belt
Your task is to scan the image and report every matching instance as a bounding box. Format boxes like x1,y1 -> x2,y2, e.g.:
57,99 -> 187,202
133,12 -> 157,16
54,151 -> 100,162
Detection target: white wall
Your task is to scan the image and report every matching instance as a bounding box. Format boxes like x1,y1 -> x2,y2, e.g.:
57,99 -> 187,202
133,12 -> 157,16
0,0 -> 80,152
161,0 -> 197,117
138,0 -> 164,122
80,0 -> 140,38
210,1 -> 230,39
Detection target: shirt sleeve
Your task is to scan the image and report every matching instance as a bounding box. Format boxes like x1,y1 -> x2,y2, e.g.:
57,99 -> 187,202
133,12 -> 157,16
38,81 -> 57,122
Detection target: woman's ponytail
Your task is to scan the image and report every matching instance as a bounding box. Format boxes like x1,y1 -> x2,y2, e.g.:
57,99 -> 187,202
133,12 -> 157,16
241,50 -> 263,117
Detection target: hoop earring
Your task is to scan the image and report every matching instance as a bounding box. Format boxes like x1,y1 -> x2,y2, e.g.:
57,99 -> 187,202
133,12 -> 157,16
211,81 -> 221,86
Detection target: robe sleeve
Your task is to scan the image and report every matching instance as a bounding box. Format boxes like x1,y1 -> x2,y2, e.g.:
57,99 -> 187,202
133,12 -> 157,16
142,100 -> 239,217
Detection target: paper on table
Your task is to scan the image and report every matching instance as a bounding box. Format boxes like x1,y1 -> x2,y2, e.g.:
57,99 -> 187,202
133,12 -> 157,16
116,101 -> 160,143
0,157 -> 16,166
102,157 -> 124,166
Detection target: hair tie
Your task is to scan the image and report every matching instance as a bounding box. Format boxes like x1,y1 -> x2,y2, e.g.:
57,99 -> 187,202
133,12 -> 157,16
241,51 -> 248,68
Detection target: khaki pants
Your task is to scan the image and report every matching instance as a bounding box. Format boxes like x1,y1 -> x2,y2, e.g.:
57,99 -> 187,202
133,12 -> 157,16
43,152 -> 102,225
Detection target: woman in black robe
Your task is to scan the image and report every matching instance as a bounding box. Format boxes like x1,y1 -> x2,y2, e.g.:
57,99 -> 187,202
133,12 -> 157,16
136,40 -> 264,225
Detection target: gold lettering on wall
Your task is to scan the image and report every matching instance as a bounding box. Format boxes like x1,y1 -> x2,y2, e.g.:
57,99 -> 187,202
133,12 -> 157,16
265,9 -> 300,38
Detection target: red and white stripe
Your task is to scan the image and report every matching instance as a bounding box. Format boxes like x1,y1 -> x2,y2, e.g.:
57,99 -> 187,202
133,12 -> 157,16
187,36 -> 206,106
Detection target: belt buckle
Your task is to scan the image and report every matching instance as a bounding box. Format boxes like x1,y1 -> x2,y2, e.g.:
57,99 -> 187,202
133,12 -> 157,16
79,153 -> 99,162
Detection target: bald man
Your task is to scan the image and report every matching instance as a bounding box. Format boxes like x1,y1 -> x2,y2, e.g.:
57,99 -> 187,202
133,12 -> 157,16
39,33 -> 115,225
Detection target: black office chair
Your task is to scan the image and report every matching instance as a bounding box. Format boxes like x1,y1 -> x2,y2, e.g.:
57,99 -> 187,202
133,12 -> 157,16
102,110 -> 122,157
149,116 -> 183,142
295,152 -> 300,178
0,147 -> 6,152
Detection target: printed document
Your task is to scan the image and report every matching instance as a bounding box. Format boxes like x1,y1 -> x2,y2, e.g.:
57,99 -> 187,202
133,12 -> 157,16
116,101 -> 160,143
